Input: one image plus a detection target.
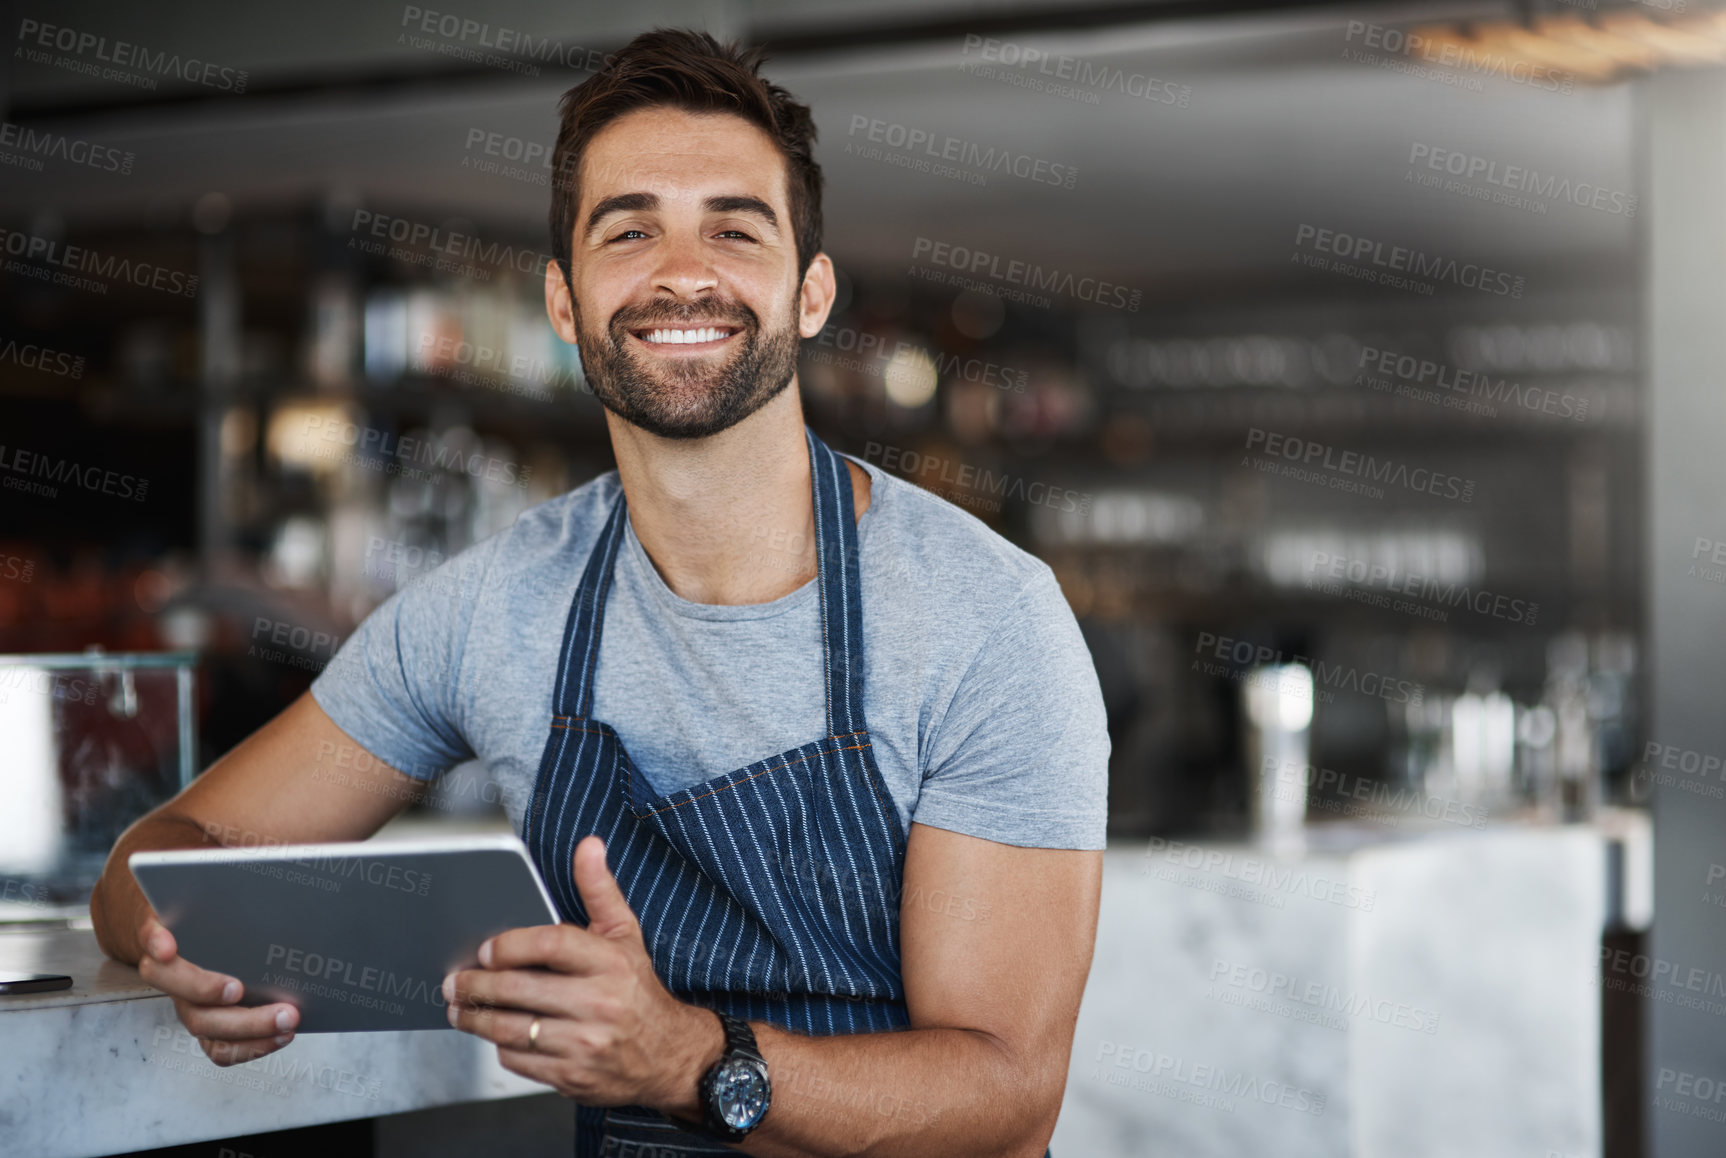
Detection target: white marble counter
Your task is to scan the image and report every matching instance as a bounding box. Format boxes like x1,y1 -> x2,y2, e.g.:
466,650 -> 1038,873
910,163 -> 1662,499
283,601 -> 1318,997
1052,822 -> 1615,1158
1,818 -> 1635,1158
0,926 -> 547,1158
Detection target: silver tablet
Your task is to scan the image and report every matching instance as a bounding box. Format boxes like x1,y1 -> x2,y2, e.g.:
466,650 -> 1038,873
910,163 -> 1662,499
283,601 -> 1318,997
130,834 -> 561,1033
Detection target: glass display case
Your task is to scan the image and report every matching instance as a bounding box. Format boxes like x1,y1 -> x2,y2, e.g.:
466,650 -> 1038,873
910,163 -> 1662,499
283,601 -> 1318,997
0,650 -> 196,913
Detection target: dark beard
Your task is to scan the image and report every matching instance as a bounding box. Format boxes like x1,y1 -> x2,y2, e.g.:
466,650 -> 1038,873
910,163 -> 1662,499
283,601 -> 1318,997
574,295 -> 801,440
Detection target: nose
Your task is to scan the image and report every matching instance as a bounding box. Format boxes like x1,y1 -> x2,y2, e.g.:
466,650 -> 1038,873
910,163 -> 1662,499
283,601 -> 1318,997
650,228 -> 719,302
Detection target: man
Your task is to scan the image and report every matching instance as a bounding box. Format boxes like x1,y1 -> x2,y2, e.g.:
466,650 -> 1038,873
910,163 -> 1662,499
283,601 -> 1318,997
93,28 -> 1107,1158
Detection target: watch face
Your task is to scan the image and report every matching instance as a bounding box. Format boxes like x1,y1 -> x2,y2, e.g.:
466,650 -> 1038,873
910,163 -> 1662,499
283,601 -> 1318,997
714,1057 -> 770,1130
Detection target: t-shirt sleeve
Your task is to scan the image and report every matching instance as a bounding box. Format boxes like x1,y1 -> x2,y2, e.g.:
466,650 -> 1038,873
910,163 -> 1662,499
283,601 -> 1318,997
309,541 -> 496,782
911,566 -> 1110,850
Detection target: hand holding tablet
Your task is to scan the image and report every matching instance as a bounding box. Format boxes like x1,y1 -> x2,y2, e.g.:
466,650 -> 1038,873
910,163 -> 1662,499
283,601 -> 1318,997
130,834 -> 560,1033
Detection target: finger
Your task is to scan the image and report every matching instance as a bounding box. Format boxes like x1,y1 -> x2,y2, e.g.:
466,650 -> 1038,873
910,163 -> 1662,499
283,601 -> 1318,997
496,1045 -> 565,1089
175,996 -> 300,1042
138,949 -> 246,1006
480,923 -> 609,975
448,998 -> 541,1050
138,915 -> 176,962
199,1034 -> 293,1068
571,835 -> 639,940
444,967 -> 573,1017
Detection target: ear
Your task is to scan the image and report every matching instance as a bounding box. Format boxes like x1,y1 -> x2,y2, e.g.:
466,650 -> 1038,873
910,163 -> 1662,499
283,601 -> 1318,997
545,259 -> 579,345
797,252 -> 838,339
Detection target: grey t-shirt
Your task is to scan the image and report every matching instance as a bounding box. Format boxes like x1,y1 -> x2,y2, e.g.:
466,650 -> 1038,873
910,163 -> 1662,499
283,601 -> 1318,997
309,454 -> 1108,850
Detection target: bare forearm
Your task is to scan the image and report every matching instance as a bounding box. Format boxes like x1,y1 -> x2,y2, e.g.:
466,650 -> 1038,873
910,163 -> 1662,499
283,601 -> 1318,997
665,1020 -> 1056,1158
90,811 -> 219,965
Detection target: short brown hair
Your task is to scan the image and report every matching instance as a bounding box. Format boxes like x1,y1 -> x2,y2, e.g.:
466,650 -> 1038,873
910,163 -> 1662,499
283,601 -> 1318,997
548,28 -> 824,290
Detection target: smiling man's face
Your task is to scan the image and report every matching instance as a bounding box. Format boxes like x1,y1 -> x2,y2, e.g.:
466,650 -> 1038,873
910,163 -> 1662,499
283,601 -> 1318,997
547,105 -> 833,440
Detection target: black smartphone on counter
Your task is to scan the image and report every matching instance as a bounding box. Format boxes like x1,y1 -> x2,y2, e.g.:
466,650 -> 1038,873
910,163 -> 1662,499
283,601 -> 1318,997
0,972 -> 74,995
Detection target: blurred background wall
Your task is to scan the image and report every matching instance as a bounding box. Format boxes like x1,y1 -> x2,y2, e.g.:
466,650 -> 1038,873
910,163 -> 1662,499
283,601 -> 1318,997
4,0 -> 1726,1154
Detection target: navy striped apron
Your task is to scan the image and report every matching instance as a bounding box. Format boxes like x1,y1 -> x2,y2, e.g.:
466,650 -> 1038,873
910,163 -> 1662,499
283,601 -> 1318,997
523,427 -> 911,1155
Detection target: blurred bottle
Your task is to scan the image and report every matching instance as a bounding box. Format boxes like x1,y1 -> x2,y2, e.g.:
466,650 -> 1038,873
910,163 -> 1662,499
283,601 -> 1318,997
1243,664 -> 1313,847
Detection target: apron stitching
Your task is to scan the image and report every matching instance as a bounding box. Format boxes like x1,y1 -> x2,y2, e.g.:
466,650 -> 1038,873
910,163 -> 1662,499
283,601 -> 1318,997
824,734 -> 901,836
551,722 -> 869,742
549,721 -> 880,831
633,742 -> 872,817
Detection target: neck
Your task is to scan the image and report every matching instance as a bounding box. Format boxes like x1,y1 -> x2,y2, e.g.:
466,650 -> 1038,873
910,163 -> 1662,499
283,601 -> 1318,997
606,384 -> 868,605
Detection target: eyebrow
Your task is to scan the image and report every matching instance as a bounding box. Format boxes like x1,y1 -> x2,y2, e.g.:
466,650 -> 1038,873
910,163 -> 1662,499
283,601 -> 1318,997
704,195 -> 778,230
583,192 -> 781,241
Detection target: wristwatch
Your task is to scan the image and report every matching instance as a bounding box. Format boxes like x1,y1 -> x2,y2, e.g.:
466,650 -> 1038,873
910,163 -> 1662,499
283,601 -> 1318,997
695,1011 -> 772,1142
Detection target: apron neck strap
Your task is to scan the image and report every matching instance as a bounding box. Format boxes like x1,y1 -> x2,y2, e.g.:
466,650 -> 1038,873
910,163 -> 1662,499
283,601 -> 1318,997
551,425 -> 868,738
808,426 -> 868,737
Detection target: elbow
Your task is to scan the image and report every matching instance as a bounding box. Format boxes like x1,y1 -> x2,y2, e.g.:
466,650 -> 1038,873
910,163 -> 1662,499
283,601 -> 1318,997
88,872 -> 132,966
978,1103 -> 1058,1158
977,1032 -> 1066,1158
1011,1091 -> 1062,1158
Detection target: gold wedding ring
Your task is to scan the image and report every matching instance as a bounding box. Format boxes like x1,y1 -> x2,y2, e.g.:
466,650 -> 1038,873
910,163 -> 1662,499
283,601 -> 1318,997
528,1017 -> 542,1051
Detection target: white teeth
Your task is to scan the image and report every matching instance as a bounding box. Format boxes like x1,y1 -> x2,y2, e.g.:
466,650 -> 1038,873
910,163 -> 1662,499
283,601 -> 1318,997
642,327 -> 729,344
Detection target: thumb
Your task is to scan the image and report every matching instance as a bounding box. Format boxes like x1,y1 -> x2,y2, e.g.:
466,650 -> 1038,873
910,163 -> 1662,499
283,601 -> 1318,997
573,835 -> 638,940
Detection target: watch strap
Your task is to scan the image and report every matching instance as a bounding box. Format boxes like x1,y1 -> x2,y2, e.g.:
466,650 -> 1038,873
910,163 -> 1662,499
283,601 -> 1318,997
717,1011 -> 763,1063
695,1011 -> 770,1142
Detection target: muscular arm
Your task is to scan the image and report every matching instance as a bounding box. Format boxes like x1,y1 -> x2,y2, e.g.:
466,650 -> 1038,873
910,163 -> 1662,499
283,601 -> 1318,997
448,823 -> 1097,1158
91,690 -> 425,966
453,822 -> 1099,1156
691,822 -> 1101,1157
